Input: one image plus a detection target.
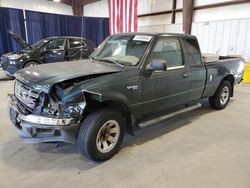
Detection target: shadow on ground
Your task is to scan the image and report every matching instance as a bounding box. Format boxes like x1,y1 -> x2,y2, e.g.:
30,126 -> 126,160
123,102 -> 213,147
0,69 -> 14,81
1,100 -> 217,172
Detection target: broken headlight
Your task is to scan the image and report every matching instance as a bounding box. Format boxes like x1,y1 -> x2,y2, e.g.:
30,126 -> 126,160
64,102 -> 86,118
54,84 -> 64,100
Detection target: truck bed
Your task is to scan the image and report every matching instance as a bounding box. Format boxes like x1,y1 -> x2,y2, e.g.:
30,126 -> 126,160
202,53 -> 241,64
202,56 -> 245,98
205,56 -> 241,64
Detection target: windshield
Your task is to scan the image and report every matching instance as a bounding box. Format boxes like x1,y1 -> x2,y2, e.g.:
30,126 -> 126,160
31,39 -> 49,49
91,35 -> 153,66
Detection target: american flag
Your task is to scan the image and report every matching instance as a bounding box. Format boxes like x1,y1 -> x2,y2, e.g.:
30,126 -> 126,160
108,0 -> 138,34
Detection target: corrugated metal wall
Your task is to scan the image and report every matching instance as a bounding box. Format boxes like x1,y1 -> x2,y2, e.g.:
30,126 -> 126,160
139,18 -> 250,60
192,18 -> 250,60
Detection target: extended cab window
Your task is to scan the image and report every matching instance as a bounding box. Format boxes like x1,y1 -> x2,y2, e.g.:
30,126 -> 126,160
68,38 -> 85,49
151,38 -> 183,67
185,39 -> 202,66
46,38 -> 65,50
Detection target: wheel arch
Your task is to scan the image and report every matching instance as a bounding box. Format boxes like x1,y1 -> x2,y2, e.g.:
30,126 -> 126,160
83,91 -> 135,135
222,74 -> 235,97
22,59 -> 42,68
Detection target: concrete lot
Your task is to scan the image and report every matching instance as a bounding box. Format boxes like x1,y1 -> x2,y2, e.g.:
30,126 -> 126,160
0,69 -> 250,188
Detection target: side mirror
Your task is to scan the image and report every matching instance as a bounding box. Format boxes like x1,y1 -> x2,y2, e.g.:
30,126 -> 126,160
146,59 -> 167,72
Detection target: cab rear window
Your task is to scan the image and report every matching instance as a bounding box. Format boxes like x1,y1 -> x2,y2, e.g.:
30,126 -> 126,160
185,39 -> 202,66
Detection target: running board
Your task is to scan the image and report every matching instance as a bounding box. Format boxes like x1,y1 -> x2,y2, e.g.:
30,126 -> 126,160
138,103 -> 202,128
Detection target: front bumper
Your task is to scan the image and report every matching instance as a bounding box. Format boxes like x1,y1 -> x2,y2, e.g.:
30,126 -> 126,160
8,95 -> 80,144
1,59 -> 22,76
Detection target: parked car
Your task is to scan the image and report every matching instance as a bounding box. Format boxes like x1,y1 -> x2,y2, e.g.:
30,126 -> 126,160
0,31 -> 95,76
8,33 -> 245,161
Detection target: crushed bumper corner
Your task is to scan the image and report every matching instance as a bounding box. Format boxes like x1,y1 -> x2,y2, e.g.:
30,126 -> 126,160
8,95 -> 80,144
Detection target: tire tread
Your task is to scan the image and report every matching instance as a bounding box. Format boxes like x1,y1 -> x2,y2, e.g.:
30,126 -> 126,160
77,109 -> 124,161
209,80 -> 232,110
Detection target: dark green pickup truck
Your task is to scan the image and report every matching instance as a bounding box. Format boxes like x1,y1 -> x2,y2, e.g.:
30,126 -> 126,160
8,33 -> 245,161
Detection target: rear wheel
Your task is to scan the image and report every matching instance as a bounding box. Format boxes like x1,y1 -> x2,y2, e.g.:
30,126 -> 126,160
209,80 -> 232,110
24,61 -> 38,68
77,109 -> 125,162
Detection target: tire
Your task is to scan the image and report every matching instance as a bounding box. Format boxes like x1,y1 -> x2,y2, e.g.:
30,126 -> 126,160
24,61 -> 38,68
209,80 -> 232,110
77,109 -> 125,162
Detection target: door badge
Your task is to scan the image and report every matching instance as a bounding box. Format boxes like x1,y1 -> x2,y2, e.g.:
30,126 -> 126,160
126,85 -> 138,90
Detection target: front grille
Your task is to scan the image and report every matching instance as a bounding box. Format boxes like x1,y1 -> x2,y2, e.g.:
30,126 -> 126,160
15,80 -> 40,110
0,56 -> 8,69
1,56 -> 7,62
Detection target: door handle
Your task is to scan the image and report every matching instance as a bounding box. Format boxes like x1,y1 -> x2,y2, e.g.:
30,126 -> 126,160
182,73 -> 189,79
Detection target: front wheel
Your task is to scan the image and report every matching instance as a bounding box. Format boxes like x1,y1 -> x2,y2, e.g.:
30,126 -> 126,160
209,80 -> 232,110
77,109 -> 125,162
24,61 -> 39,68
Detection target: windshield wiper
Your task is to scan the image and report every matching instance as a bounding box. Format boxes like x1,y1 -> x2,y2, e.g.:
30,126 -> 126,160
96,58 -> 124,68
89,55 -> 96,62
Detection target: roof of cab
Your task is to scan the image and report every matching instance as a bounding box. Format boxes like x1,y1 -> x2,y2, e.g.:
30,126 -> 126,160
111,32 -> 196,39
45,36 -> 88,40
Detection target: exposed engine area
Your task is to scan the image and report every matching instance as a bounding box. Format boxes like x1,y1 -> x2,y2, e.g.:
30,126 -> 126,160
14,73 -> 110,119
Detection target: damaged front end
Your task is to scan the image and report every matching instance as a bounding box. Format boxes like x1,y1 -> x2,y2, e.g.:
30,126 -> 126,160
8,78 -> 89,144
7,59 -> 124,143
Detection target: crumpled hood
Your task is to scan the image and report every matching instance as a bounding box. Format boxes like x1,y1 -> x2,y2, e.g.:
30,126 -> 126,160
15,60 -> 122,92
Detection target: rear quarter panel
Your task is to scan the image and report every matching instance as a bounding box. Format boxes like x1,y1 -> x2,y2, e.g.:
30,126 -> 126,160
202,58 -> 245,98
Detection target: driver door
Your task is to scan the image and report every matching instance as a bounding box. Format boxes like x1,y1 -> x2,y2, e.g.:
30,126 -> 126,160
142,37 -> 191,117
44,38 -> 66,63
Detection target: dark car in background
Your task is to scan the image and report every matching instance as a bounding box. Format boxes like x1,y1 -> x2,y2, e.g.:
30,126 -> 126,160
0,31 -> 96,76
